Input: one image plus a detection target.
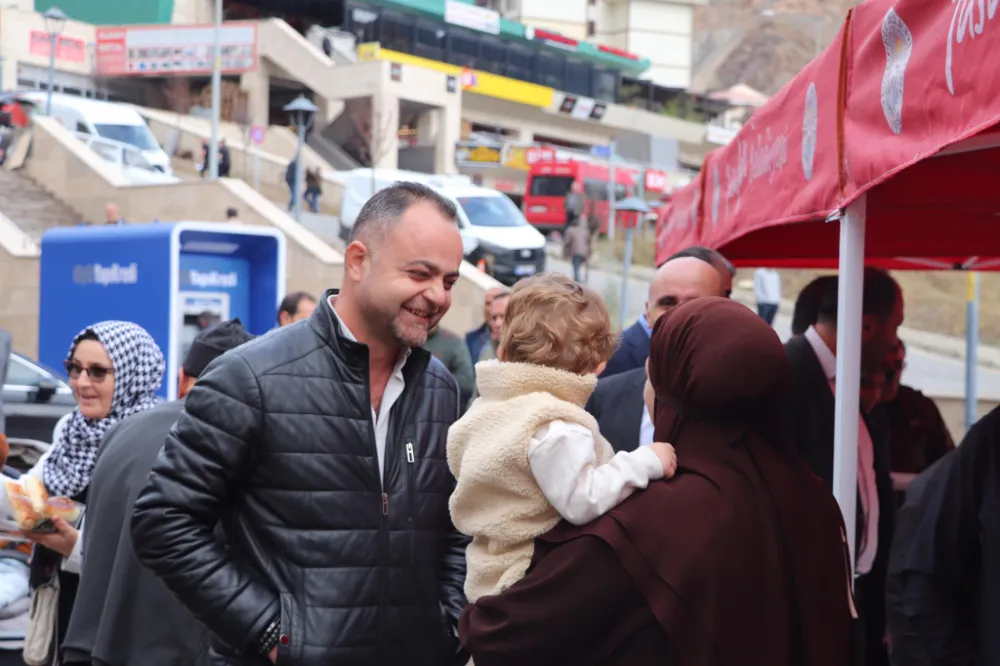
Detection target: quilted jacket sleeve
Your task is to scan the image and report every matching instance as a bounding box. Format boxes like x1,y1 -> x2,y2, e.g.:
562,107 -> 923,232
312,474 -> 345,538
440,381 -> 471,663
130,353 -> 278,655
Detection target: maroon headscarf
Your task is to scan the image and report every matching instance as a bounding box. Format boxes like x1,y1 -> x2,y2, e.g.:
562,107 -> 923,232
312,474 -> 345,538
540,297 -> 854,666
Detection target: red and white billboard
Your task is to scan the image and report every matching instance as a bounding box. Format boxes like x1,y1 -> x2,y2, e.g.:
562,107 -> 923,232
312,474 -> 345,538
95,23 -> 258,77
524,146 -> 557,165
29,31 -> 86,63
644,169 -> 668,193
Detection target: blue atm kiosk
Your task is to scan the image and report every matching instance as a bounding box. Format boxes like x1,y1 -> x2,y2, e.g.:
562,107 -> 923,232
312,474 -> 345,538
39,222 -> 286,399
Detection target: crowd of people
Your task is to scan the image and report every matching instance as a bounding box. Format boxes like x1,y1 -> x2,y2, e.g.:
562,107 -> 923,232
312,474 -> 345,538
0,181 -> 993,666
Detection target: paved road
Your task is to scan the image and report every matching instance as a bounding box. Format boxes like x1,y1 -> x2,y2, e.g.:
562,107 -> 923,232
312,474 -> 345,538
545,256 -> 1000,399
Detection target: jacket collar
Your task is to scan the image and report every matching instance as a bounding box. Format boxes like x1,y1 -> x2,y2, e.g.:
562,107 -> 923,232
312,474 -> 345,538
310,288 -> 432,378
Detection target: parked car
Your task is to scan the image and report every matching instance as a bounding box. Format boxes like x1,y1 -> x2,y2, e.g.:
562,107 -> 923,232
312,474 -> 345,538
3,352 -> 75,443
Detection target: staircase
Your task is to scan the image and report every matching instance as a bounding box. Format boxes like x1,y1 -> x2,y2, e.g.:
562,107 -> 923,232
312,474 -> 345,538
0,169 -> 83,242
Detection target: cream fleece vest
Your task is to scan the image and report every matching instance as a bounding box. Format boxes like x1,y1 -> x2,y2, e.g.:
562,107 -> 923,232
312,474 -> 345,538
447,360 -> 614,602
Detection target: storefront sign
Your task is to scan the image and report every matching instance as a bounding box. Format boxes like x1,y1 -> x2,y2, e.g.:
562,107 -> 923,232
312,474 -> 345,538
360,45 -> 554,108
559,95 -> 607,121
524,146 -> 557,165
29,31 -> 86,63
95,23 -> 257,77
390,62 -> 402,81
644,169 -> 668,193
456,142 -> 503,167
444,0 -> 500,35
357,42 -> 381,61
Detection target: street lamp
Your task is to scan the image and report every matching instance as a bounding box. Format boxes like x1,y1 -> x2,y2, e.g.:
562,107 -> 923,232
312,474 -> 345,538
760,8 -> 823,59
283,95 -> 318,223
43,6 -> 67,116
207,0 -> 222,179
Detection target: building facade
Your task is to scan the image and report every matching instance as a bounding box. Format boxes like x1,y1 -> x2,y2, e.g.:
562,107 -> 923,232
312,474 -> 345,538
477,0 -> 705,89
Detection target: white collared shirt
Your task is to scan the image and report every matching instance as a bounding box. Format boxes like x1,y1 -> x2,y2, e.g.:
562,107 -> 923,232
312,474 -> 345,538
804,326 -> 879,576
328,296 -> 410,485
639,404 -> 654,448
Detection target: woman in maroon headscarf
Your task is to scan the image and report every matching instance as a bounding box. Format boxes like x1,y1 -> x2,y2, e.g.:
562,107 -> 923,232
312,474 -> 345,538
460,297 -> 855,666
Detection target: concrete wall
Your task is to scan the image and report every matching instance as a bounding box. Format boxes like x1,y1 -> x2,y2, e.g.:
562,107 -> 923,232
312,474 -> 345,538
0,233 -> 40,357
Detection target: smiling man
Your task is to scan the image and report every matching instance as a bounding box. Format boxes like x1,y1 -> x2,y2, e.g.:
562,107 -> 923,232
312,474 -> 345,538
132,182 -> 470,666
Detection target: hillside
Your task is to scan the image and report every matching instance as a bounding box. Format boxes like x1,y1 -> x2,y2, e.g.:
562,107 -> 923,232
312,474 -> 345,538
692,0 -> 858,94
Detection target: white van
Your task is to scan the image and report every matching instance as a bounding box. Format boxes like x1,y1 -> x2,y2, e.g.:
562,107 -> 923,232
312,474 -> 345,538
18,92 -> 173,174
339,168 -> 547,286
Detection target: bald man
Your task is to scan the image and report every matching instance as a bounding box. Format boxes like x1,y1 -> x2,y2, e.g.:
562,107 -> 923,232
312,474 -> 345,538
588,254 -> 725,452
600,254 -> 724,380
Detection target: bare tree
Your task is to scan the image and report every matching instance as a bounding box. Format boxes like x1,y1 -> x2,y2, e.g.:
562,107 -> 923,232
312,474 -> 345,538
346,96 -> 397,194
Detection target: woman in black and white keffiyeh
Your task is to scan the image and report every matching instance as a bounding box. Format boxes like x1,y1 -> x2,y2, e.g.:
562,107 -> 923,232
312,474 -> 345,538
21,321 -> 163,666
41,321 -> 165,498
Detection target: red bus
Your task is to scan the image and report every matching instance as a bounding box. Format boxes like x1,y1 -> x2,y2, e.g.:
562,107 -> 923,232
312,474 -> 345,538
523,160 -> 638,234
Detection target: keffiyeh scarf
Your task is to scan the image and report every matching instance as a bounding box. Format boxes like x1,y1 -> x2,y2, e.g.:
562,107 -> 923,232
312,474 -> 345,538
42,321 -> 165,498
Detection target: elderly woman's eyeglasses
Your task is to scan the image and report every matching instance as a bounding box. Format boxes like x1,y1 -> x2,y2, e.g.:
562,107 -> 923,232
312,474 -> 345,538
64,361 -> 112,383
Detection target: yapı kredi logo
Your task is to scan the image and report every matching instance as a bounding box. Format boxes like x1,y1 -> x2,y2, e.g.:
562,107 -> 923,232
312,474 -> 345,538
72,262 -> 139,286
181,269 -> 239,289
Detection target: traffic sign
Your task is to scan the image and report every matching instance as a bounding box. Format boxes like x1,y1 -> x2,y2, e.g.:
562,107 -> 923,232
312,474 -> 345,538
250,125 -> 265,145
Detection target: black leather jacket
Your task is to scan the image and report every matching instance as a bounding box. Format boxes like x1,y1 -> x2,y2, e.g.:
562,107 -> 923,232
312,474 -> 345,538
131,294 -> 468,666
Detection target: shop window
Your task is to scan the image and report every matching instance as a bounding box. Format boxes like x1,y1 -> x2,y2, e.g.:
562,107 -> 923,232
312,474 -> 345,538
506,44 -> 534,82
414,21 -> 446,61
564,59 -> 591,96
536,52 -> 564,89
479,37 -> 506,75
379,11 -> 412,53
592,68 -> 619,102
447,29 -> 480,68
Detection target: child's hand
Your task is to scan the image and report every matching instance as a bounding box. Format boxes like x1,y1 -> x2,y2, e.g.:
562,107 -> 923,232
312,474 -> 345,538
649,441 -> 677,478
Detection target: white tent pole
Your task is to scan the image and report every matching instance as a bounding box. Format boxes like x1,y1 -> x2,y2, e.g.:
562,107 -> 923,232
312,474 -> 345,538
832,193 -> 867,575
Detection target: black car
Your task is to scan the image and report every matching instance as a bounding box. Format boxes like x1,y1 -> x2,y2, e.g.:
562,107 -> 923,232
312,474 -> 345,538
4,352 -> 76,443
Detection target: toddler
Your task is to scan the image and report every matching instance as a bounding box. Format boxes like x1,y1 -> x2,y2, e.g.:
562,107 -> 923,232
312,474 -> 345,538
447,272 -> 676,602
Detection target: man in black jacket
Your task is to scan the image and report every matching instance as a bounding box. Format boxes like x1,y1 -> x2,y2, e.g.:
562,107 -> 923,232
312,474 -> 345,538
132,182 -> 469,666
784,269 -> 903,666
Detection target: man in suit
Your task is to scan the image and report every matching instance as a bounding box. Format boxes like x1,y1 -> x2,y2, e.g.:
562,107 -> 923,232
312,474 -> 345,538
590,253 -> 726,448
784,268 -> 903,666
601,251 -> 724,379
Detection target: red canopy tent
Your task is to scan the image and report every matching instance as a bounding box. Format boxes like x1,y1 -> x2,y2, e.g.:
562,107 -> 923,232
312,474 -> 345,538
654,155 -> 708,261
655,20 -> 849,266
653,0 -> 1000,562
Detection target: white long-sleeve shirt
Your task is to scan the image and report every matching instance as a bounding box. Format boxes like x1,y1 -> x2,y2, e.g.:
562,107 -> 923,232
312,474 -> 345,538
527,420 -> 664,526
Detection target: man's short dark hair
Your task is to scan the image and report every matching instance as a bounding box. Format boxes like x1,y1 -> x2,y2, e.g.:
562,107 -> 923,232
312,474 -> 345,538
349,181 -> 458,248
816,268 -> 900,324
277,291 -> 316,325
791,275 -> 837,335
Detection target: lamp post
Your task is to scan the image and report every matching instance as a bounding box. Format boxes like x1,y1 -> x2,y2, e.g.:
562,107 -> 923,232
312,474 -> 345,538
284,94 -> 318,223
207,0 -> 222,179
760,8 -> 823,59
43,6 -> 67,116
